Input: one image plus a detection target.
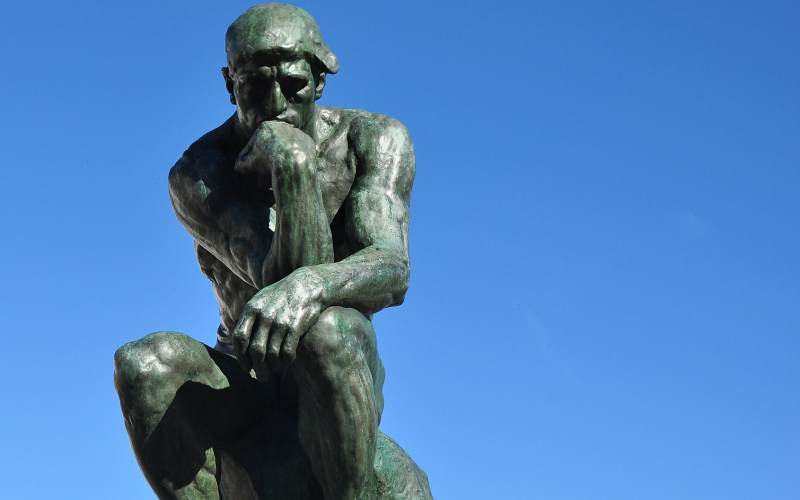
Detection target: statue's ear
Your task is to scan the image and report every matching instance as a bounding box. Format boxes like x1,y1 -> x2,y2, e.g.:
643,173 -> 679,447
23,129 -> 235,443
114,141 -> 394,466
221,67 -> 236,105
315,72 -> 326,100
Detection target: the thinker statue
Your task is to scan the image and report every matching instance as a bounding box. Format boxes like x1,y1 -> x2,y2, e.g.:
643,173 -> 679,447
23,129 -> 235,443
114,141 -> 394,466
113,4 -> 433,499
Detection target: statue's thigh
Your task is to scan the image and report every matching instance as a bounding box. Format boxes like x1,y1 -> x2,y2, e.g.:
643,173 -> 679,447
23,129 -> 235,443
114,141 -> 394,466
196,341 -> 279,442
294,307 -> 385,414
115,331 -> 274,442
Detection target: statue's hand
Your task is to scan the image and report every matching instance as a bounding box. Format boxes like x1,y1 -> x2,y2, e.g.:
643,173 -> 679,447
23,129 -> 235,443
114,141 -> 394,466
232,121 -> 316,205
235,119 -> 317,180
231,268 -> 323,380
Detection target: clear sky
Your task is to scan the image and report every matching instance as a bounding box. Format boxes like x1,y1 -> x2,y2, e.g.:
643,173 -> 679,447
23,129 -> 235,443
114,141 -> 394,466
0,1 -> 798,498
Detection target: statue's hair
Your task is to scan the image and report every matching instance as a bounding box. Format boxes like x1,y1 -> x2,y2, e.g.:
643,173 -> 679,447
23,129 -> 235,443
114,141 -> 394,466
225,3 -> 338,75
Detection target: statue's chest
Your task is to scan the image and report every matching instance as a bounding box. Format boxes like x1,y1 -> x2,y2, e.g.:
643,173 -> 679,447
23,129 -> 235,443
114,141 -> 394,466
316,139 -> 357,223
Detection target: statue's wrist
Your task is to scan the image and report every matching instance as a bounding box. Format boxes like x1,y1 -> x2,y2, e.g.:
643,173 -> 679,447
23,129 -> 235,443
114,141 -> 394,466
292,266 -> 328,307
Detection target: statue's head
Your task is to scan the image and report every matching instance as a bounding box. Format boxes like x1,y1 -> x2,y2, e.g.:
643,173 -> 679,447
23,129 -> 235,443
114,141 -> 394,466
223,3 -> 338,135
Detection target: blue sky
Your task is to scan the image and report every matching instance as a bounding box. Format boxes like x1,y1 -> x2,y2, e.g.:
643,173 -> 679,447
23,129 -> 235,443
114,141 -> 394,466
0,1 -> 798,498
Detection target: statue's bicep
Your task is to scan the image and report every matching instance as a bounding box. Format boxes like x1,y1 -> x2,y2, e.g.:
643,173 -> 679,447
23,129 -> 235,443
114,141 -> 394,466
346,143 -> 413,252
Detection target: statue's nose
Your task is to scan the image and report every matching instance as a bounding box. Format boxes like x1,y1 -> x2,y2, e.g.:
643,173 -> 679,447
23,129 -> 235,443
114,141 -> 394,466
267,80 -> 287,116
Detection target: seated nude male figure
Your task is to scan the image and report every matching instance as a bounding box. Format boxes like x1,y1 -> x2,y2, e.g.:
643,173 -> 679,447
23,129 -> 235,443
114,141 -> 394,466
113,4 -> 431,500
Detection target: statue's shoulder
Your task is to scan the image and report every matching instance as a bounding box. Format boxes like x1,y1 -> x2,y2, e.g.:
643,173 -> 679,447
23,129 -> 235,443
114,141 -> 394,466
317,106 -> 415,178
316,107 -> 414,204
169,119 -> 234,199
316,106 -> 413,166
168,120 -> 232,213
176,119 -> 233,172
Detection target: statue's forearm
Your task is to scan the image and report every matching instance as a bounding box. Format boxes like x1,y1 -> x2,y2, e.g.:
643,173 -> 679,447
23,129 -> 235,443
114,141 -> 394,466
298,245 -> 410,316
257,154 -> 334,288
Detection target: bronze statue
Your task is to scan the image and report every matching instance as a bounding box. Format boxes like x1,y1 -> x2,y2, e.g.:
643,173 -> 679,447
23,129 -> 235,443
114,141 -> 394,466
114,4 -> 432,499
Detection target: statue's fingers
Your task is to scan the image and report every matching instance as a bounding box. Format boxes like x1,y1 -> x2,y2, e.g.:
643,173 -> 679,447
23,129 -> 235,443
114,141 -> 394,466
232,312 -> 256,371
234,152 -> 254,175
280,328 -> 300,364
241,137 -> 255,155
236,349 -> 252,374
249,317 -> 271,381
266,324 -> 287,374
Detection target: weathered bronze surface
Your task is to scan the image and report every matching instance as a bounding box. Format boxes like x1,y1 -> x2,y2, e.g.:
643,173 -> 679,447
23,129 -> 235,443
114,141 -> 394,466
114,4 -> 432,499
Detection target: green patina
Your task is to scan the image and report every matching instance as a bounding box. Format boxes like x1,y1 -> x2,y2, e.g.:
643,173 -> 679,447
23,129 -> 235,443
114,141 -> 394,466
114,4 -> 431,499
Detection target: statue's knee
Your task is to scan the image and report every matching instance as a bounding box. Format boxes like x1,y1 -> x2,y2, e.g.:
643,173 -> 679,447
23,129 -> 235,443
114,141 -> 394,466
113,331 -> 190,398
298,307 -> 363,370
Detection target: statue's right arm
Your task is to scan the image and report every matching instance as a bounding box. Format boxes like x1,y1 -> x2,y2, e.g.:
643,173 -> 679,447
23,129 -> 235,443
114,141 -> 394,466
168,147 -> 274,290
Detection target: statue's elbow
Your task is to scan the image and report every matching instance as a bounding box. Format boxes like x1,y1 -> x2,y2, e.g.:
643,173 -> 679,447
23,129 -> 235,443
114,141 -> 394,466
391,265 -> 410,306
167,156 -> 196,217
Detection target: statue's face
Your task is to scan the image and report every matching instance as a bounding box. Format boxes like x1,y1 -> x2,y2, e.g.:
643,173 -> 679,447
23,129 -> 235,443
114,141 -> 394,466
229,51 -> 317,135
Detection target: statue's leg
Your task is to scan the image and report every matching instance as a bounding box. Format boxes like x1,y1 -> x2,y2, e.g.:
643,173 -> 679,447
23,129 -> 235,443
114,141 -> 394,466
266,136 -> 380,498
114,331 -> 268,500
292,306 -> 385,500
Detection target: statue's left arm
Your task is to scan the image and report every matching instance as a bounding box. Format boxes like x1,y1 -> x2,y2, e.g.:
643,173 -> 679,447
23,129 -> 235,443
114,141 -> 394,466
314,115 -> 414,313
233,115 -> 414,375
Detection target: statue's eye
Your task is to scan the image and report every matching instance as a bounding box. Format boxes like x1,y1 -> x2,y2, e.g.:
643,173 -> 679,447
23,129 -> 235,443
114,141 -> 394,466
241,74 -> 266,92
282,76 -> 308,95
